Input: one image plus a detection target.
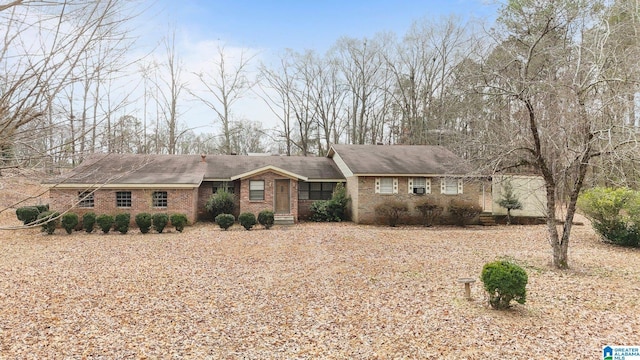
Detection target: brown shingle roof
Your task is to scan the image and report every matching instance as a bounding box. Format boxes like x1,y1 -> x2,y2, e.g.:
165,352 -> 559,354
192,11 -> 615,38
203,155 -> 344,180
329,144 -> 471,176
44,154 -> 206,186
44,153 -> 345,186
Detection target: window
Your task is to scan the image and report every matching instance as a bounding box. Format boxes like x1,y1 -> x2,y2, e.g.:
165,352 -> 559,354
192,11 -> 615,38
249,180 -> 265,201
441,178 -> 463,195
78,191 -> 94,208
375,178 -> 397,194
409,178 -> 430,195
212,181 -> 234,194
152,191 -> 168,208
116,191 -> 132,207
299,182 -> 336,200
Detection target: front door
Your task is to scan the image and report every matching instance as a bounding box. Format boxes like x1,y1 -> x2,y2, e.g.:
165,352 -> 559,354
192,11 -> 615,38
275,179 -> 290,214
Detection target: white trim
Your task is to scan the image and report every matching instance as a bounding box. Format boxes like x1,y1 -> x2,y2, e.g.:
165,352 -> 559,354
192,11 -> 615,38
230,165 -> 308,181
47,183 -> 198,189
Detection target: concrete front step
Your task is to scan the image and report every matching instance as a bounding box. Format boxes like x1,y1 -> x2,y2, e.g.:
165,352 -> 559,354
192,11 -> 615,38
274,214 -> 295,225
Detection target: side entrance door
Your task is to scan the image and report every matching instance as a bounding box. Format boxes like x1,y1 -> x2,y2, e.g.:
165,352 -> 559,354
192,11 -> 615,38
274,179 -> 290,214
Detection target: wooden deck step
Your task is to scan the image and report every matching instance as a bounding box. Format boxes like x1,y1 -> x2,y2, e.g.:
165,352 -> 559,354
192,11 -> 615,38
478,212 -> 496,226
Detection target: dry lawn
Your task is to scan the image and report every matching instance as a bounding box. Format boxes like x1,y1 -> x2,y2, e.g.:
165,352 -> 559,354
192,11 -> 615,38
1,178 -> 639,358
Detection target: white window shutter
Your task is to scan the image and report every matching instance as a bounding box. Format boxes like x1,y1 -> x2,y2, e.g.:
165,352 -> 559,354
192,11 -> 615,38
458,179 -> 464,194
408,178 -> 413,194
425,178 -> 431,194
375,178 -> 380,194
441,178 -> 446,193
393,178 -> 398,194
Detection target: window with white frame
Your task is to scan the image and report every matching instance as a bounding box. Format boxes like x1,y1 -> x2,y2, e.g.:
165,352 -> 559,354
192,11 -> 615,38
375,178 -> 397,194
152,191 -> 168,208
409,177 -> 430,195
441,178 -> 463,195
249,180 -> 265,201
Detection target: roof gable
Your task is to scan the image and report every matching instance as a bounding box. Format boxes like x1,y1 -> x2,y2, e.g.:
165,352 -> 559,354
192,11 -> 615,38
230,165 -> 308,181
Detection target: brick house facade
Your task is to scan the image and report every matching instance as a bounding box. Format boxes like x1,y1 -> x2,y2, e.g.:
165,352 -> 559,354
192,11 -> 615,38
45,145 -> 487,226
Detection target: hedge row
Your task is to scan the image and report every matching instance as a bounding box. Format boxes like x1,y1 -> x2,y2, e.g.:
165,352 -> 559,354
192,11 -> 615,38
373,198 -> 482,227
30,211 -> 189,235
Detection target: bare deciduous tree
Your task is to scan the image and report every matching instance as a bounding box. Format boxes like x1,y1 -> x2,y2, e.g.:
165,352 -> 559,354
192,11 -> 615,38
477,0 -> 640,269
192,45 -> 256,155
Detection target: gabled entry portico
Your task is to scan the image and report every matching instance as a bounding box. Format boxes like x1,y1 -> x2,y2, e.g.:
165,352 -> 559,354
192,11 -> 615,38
230,165 -> 308,224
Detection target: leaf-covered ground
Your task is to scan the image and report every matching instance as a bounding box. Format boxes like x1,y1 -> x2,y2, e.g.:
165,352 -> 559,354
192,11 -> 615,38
0,178 -> 639,358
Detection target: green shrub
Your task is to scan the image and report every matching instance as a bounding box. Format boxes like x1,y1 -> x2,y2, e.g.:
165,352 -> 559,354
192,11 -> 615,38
215,213 -> 235,230
310,183 -> 350,222
82,212 -> 96,233
481,260 -> 528,310
258,210 -> 275,229
96,214 -> 114,234
497,179 -> 523,225
238,212 -> 257,230
35,204 -> 49,213
135,212 -> 152,234
448,199 -> 482,227
16,206 -> 40,225
114,213 -> 131,234
578,187 -> 640,247
37,211 -> 59,235
205,190 -> 236,219
374,200 -> 409,227
170,213 -> 188,232
415,199 -> 443,227
61,212 -> 79,234
152,213 -> 169,233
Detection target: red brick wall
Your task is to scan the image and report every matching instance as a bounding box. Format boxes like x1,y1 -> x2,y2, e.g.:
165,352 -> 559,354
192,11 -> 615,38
353,176 -> 482,224
49,187 -> 199,225
238,172 -> 299,222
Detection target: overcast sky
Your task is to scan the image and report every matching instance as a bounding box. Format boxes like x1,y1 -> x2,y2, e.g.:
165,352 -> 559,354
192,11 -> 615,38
131,0 -> 501,134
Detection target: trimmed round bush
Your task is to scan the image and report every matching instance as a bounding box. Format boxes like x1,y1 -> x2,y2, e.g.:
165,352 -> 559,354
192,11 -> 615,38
16,206 -> 40,225
96,214 -> 114,234
215,213 -> 235,230
61,212 -> 79,234
83,212 -> 96,233
170,213 -> 188,233
238,212 -> 257,230
481,260 -> 528,310
37,211 -> 59,235
258,210 -> 274,229
152,213 -> 169,233
135,212 -> 152,234
114,213 -> 131,234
